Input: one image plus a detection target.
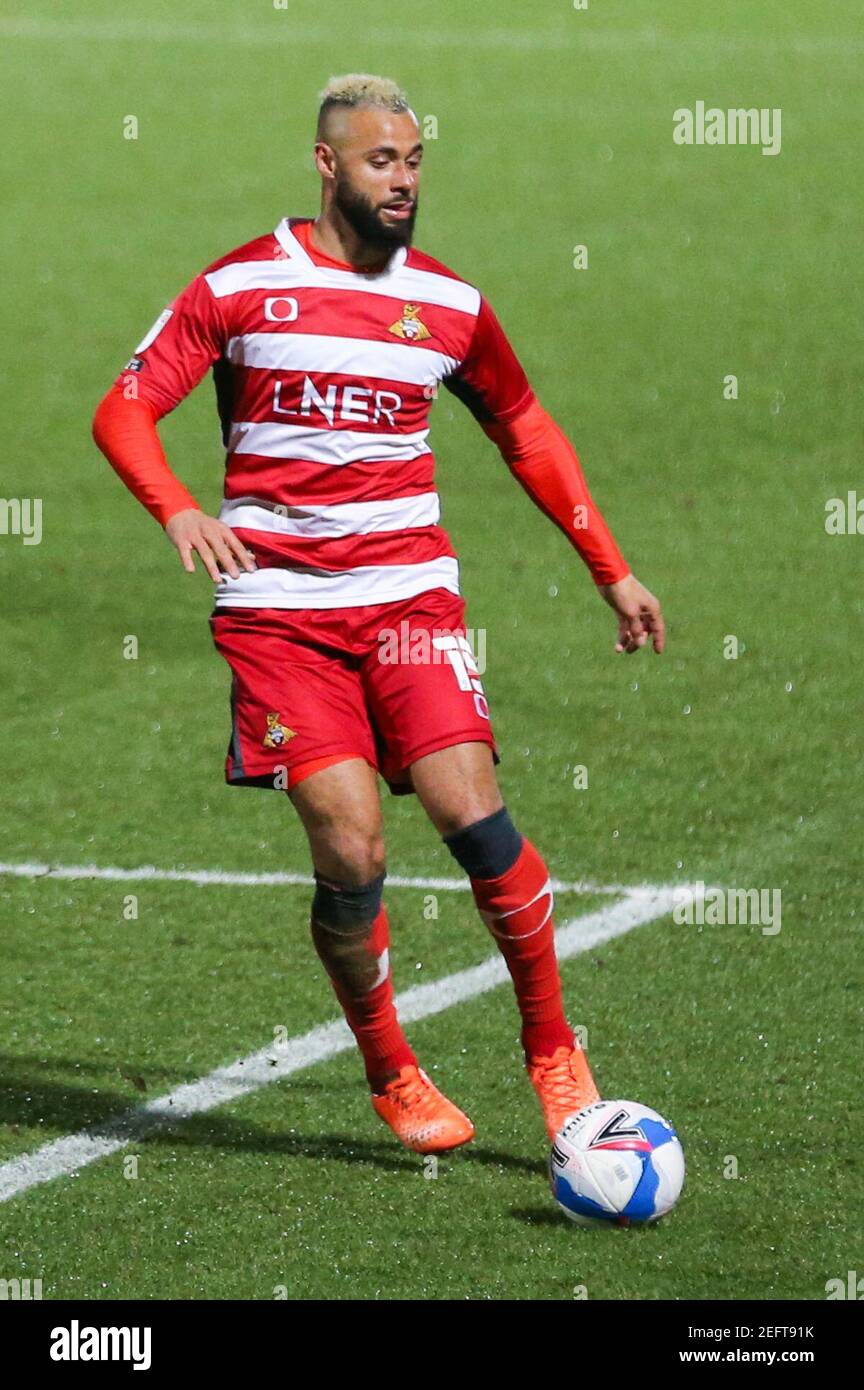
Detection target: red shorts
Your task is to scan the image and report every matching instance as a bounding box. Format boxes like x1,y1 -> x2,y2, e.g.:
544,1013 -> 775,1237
209,587 -> 498,795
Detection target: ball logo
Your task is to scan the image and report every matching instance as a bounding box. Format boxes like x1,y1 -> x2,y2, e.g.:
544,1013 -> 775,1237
588,1109 -> 652,1153
560,1100 -> 603,1140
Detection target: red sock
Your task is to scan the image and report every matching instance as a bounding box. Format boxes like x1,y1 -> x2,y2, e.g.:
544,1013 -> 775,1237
312,904 -> 416,1092
469,839 -> 574,1060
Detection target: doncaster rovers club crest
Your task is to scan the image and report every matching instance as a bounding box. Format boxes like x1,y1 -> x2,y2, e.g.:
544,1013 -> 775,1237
263,713 -> 295,748
388,303 -> 431,341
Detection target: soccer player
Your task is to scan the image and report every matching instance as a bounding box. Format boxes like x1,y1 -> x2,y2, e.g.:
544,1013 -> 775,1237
93,75 -> 665,1154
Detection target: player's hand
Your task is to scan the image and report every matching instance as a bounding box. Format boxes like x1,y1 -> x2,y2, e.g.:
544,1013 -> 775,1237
164,508 -> 257,583
598,573 -> 666,654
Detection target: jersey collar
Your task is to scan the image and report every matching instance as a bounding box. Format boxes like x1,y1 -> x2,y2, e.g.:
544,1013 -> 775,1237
273,217 -> 408,275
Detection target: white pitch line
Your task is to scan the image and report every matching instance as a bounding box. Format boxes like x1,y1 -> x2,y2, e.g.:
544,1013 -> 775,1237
0,860 -> 631,896
0,884 -> 688,1204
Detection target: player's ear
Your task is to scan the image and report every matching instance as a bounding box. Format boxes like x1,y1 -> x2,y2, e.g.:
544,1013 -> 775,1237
314,142 -> 337,179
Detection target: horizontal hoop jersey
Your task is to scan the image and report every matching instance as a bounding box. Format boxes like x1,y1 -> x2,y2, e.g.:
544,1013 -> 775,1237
117,217 -> 535,608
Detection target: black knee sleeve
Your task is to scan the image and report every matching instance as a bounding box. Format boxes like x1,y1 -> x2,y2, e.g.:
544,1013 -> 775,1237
443,806 -> 523,880
312,871 -> 385,932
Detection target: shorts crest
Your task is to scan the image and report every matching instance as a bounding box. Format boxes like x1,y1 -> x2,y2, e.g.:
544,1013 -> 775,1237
263,712 -> 295,748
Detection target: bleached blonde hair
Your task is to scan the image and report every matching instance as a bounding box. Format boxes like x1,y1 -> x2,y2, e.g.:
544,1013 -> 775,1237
317,74 -> 411,137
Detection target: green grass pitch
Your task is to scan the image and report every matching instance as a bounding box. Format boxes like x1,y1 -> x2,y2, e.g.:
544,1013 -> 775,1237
0,0 -> 861,1300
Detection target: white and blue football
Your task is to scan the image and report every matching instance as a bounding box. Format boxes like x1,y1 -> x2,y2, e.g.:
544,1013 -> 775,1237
549,1099 -> 685,1226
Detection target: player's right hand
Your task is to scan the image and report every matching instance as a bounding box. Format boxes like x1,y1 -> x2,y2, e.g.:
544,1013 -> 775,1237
164,508 -> 257,582
598,573 -> 666,654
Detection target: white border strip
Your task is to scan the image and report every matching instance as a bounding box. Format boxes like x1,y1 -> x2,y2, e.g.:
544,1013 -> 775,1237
0,885 -> 690,1204
225,331 -> 458,384
219,493 -> 441,539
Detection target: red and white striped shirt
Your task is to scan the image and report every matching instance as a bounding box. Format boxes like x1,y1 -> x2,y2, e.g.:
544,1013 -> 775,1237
116,217 -> 535,608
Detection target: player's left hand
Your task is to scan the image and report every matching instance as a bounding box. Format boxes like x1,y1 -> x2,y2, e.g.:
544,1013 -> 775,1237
598,574 -> 666,654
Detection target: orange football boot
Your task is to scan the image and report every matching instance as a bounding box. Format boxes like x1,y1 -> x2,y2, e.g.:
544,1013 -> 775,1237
528,1045 -> 601,1141
371,1065 -> 475,1153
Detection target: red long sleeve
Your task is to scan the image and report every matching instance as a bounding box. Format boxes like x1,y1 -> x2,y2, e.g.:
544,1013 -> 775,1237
92,384 -> 201,528
483,399 -> 630,586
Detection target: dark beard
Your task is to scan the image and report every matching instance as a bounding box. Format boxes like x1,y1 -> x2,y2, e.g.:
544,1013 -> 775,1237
334,177 -> 418,252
